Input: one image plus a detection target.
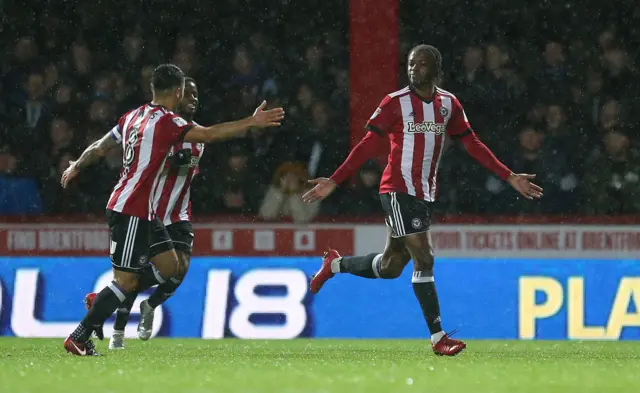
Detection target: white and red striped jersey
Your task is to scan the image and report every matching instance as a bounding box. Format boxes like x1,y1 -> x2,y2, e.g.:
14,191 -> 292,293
365,86 -> 471,201
106,104 -> 195,220
152,138 -> 205,225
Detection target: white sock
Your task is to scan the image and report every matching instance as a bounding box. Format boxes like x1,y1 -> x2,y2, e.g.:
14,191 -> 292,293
431,331 -> 445,345
330,258 -> 342,273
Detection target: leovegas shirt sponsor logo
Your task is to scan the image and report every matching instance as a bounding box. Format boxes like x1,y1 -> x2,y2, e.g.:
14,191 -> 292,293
406,121 -> 446,134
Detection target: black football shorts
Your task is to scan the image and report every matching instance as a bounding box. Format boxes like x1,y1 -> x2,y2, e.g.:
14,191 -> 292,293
150,220 -> 194,256
107,210 -> 173,272
379,192 -> 434,238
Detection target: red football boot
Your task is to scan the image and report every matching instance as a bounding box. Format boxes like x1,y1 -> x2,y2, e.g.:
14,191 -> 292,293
64,336 -> 101,356
310,249 -> 341,294
432,334 -> 466,356
83,293 -> 104,341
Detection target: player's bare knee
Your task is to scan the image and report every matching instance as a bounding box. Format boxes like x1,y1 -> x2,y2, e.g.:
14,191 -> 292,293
113,271 -> 139,292
412,250 -> 434,272
379,254 -> 407,279
151,250 -> 180,277
176,252 -> 191,278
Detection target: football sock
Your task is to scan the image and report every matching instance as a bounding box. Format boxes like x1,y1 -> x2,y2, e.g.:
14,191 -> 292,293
113,293 -> 137,331
147,276 -> 183,308
337,253 -> 382,278
73,282 -> 128,342
431,331 -> 445,345
411,271 -> 444,341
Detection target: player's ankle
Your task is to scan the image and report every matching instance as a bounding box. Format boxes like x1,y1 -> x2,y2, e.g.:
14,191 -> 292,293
330,257 -> 342,273
431,331 -> 445,345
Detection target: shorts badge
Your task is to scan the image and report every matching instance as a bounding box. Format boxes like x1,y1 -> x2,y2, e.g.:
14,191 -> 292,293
411,218 -> 422,229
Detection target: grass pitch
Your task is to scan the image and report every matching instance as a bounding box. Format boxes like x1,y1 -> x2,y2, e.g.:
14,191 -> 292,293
0,338 -> 638,393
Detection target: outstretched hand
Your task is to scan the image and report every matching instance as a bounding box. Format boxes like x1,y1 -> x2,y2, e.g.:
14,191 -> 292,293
302,177 -> 337,203
60,160 -> 79,189
252,100 -> 285,128
507,173 -> 543,200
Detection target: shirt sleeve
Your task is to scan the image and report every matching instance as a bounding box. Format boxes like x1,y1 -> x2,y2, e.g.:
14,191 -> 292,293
330,131 -> 384,185
446,96 -> 472,138
109,124 -> 122,144
459,132 -> 512,180
156,113 -> 195,146
365,95 -> 398,136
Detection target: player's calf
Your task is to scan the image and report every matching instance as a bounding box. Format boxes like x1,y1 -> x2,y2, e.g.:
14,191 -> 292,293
137,255 -> 190,340
83,292 -> 104,341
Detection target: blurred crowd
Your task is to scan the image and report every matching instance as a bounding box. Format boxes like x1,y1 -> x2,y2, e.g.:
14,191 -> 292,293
1,0 -> 639,220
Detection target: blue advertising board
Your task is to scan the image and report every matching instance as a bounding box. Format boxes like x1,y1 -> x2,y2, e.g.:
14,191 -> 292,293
0,257 -> 639,340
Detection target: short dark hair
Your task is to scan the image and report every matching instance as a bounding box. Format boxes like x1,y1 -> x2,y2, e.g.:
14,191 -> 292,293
151,64 -> 184,92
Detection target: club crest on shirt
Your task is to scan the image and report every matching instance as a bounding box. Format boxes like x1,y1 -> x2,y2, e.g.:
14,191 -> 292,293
172,117 -> 188,127
439,106 -> 449,117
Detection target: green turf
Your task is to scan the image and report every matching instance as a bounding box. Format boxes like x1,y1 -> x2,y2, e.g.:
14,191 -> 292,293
0,338 -> 639,393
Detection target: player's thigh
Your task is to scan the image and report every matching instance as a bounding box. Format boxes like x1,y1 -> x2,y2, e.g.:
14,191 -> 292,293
381,225 -> 411,271
111,268 -> 140,293
403,231 -> 435,272
148,218 -> 179,277
107,210 -> 154,287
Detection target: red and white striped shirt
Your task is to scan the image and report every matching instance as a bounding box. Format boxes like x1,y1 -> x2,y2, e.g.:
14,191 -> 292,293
107,104 -> 194,220
365,86 -> 471,201
152,138 -> 205,225
330,86 -> 511,200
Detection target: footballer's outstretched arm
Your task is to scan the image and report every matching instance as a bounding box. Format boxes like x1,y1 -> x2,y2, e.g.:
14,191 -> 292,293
75,132 -> 119,169
302,131 -> 383,203
61,130 -> 119,188
458,131 -> 543,199
183,101 -> 284,143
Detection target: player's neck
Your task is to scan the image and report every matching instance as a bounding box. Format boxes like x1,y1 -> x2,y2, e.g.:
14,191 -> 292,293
410,84 -> 436,100
151,96 -> 176,111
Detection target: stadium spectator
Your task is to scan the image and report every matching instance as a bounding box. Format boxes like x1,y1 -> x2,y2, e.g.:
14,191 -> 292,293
583,129 -> 640,214
9,72 -> 51,134
0,146 -> 19,176
450,46 -> 486,128
293,101 -> 345,179
48,117 -> 75,158
344,161 -> 384,216
259,162 -> 320,223
544,103 -> 588,172
211,144 -> 262,214
40,150 -> 89,214
534,41 -> 571,102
